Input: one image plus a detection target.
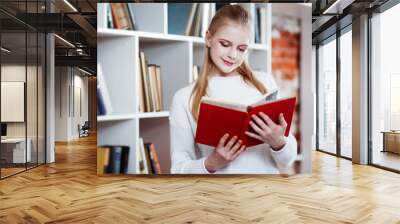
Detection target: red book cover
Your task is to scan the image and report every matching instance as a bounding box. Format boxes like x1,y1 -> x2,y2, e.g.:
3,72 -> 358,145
195,96 -> 296,148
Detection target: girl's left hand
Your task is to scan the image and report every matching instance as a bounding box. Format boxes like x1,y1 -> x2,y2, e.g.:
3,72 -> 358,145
244,112 -> 287,151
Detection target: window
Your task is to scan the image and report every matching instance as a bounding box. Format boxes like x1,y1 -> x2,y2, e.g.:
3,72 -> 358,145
316,26 -> 353,159
317,37 -> 337,155
340,29 -> 352,158
370,2 -> 400,171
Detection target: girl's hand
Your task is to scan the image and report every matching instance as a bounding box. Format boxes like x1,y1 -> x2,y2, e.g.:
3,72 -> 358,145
245,112 -> 287,151
204,133 -> 246,173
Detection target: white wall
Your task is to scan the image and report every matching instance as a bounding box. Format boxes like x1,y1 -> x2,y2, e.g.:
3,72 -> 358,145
55,67 -> 89,141
55,67 -> 69,141
72,73 -> 89,138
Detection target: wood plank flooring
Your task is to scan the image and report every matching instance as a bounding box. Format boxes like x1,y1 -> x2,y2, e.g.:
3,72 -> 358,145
372,151 -> 400,171
1,167 -> 26,178
0,135 -> 400,223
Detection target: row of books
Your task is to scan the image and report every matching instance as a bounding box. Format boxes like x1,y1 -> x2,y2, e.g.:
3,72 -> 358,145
106,3 -> 267,44
136,138 -> 162,174
97,145 -> 130,174
138,51 -> 164,112
107,3 -> 138,30
97,51 -> 165,115
97,140 -> 162,175
107,2 -> 214,37
168,3 -> 215,37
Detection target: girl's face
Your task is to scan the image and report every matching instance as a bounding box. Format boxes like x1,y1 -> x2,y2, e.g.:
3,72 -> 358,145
206,23 -> 250,76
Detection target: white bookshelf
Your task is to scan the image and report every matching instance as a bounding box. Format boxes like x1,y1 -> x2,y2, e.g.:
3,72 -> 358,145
97,3 -> 272,174
98,114 -> 136,122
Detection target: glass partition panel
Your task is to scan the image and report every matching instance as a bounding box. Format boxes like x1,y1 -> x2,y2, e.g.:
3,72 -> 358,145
317,37 -> 337,155
371,4 -> 400,171
1,30 -> 27,177
339,29 -> 352,158
27,30 -> 38,169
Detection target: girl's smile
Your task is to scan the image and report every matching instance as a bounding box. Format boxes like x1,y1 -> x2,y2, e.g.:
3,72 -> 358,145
222,58 -> 234,66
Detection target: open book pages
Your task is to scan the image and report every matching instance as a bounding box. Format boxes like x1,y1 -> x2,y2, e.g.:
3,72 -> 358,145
252,89 -> 279,106
200,97 -> 248,112
200,89 -> 280,112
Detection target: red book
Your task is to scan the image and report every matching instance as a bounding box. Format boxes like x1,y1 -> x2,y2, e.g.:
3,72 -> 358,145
110,4 -> 120,29
195,96 -> 296,148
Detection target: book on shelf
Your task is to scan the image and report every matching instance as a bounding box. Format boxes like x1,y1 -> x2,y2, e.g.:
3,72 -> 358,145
110,3 -> 133,30
168,3 -> 209,37
195,92 -> 296,148
145,143 -> 162,174
97,147 -> 110,175
120,146 -> 130,174
137,53 -> 146,113
168,3 -> 194,35
97,63 -> 113,116
185,3 -> 198,36
108,3 -> 137,30
141,138 -> 153,174
109,4 -> 118,29
254,6 -> 260,44
192,4 -> 214,37
136,138 -> 147,174
258,7 -> 267,44
108,146 -> 122,174
139,51 -> 152,112
155,66 -> 163,111
97,146 -> 130,175
148,65 -> 160,112
97,88 -> 106,115
201,3 -> 212,37
138,51 -> 164,113
136,138 -> 162,175
192,4 -> 202,37
106,4 -> 114,29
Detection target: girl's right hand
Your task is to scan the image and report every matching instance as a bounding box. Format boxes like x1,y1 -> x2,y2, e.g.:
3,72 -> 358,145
204,133 -> 246,173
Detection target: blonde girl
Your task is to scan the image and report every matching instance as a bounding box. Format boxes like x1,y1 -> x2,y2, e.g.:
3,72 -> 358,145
169,5 -> 297,174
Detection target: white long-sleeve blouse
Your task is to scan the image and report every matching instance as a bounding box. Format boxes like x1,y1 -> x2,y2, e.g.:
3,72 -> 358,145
169,71 -> 297,174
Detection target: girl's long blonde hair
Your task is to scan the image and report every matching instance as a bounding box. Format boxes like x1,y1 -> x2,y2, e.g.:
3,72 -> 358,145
190,4 -> 268,121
